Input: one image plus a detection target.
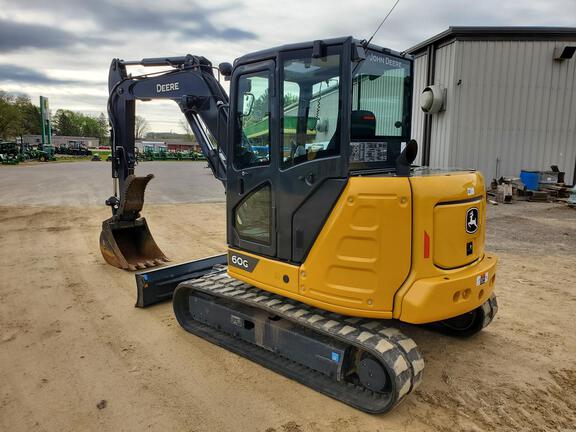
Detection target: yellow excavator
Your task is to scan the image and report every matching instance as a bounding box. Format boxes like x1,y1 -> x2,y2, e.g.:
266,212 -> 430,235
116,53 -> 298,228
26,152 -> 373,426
100,37 -> 498,413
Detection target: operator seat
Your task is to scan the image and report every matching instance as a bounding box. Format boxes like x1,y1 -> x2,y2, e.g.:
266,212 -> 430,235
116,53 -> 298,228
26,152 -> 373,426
350,110 -> 376,140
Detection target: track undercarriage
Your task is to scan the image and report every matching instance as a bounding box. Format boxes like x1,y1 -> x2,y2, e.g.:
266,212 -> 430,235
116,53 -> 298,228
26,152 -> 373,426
167,266 -> 497,413
134,258 -> 497,413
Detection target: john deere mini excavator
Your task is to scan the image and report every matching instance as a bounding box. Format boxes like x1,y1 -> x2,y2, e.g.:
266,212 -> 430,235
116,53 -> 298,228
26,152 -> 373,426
100,37 -> 498,414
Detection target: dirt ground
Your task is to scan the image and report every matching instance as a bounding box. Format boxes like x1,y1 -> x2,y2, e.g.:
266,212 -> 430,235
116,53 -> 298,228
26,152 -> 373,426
1,195 -> 576,430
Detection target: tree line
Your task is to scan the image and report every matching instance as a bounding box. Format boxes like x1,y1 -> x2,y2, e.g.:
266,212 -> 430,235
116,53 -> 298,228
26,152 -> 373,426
0,90 -> 111,144
0,91 -> 42,140
1,89 -> 193,146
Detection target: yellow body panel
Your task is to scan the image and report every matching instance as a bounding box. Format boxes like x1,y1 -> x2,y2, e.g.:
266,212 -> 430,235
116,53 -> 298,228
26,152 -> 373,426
399,254 -> 497,324
433,198 -> 484,268
228,171 -> 498,324
300,177 -> 411,316
228,249 -> 300,296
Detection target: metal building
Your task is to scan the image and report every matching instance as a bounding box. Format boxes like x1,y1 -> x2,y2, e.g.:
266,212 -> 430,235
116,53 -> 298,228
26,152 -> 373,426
22,134 -> 100,148
407,27 -> 576,184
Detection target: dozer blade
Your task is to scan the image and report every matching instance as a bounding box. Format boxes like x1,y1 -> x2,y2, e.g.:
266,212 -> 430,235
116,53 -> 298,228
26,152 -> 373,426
100,174 -> 169,271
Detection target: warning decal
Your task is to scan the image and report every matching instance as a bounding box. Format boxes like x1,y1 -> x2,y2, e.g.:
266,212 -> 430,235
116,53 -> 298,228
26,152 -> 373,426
350,142 -> 388,163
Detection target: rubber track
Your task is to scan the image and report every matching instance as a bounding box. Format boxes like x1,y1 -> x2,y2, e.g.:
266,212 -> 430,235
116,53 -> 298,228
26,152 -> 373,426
174,268 -> 425,413
482,294 -> 498,328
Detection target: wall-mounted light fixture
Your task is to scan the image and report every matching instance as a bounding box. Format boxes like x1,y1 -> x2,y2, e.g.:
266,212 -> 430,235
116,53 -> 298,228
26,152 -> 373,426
420,85 -> 446,114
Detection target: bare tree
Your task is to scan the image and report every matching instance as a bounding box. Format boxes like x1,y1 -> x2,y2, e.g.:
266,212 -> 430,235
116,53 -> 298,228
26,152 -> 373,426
135,115 -> 149,140
179,119 -> 195,142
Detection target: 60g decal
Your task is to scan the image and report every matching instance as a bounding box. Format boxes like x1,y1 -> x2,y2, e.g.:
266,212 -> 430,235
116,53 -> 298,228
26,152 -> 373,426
231,255 -> 249,268
228,251 -> 259,273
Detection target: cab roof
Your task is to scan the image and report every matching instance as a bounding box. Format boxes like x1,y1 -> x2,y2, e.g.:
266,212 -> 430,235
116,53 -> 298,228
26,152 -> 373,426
234,36 -> 410,67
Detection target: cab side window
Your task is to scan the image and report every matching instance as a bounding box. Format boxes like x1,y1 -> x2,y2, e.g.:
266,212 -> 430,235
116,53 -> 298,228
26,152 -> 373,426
281,50 -> 342,168
234,71 -> 271,169
234,183 -> 272,244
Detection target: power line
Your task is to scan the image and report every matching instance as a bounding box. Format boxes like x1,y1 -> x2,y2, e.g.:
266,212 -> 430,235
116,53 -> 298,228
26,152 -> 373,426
365,0 -> 402,47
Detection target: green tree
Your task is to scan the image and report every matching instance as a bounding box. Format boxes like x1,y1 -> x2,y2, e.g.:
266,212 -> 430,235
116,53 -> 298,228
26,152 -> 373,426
13,95 -> 41,138
81,115 -> 101,138
283,92 -> 299,108
53,109 -> 82,136
0,91 -> 19,139
245,90 -> 299,126
0,91 -> 110,144
0,91 -> 42,140
52,109 -> 109,141
98,113 -> 109,145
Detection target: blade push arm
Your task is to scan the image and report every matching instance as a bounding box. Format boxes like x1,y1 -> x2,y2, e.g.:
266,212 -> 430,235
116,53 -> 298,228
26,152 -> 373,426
107,54 -> 229,209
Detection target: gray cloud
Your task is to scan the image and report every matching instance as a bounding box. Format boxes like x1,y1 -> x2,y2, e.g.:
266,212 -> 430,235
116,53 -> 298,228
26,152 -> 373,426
0,64 -> 82,85
0,18 -> 109,53
3,0 -> 257,42
1,0 -> 574,133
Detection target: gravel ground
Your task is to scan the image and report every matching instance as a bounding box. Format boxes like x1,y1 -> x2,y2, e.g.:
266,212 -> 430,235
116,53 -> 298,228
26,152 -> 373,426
0,161 -> 224,205
1,163 -> 575,431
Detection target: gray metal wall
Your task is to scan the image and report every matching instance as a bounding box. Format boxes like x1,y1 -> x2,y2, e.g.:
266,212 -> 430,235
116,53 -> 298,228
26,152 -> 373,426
411,53 -> 427,165
430,42 -> 458,168
413,39 -> 576,183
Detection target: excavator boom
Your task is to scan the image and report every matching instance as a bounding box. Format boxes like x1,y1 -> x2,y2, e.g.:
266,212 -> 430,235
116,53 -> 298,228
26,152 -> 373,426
100,55 -> 229,270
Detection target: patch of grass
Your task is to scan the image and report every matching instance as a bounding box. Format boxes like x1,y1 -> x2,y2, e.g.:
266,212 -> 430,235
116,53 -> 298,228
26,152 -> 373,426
53,155 -> 93,163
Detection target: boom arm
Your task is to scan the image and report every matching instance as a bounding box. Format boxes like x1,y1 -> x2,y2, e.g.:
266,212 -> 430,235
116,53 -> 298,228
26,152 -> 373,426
107,54 -> 229,210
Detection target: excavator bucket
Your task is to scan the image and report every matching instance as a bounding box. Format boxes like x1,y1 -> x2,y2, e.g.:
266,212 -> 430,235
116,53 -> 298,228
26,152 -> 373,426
99,174 -> 169,271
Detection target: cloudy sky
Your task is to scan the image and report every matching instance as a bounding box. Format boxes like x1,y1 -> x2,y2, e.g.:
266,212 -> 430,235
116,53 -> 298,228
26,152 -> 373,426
1,0 -> 575,132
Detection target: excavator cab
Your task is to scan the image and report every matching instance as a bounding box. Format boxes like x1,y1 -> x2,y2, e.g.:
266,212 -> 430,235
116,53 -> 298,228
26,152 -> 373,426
225,38 -> 413,264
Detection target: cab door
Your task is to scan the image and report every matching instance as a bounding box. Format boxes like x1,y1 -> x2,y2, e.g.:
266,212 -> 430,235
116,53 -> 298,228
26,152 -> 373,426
275,41 -> 351,262
227,60 -> 277,258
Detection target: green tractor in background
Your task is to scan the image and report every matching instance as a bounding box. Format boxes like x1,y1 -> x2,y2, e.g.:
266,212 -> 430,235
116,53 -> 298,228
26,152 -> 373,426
140,144 -> 168,161
0,142 -> 55,164
135,144 -> 203,162
36,145 -> 56,162
23,144 -> 56,162
0,142 -> 23,165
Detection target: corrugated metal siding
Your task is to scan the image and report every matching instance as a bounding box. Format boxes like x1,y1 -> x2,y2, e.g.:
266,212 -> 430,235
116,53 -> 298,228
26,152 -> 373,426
429,42 -> 457,168
450,40 -> 576,182
352,71 -> 405,135
411,53 -> 427,165
283,72 -> 408,143
413,38 -> 576,183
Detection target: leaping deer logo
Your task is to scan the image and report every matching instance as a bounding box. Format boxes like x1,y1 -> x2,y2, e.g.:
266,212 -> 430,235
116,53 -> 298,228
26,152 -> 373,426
466,208 -> 479,234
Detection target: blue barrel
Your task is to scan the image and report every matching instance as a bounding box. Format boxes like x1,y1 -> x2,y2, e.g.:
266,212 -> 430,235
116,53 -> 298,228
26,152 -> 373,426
520,170 -> 540,191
